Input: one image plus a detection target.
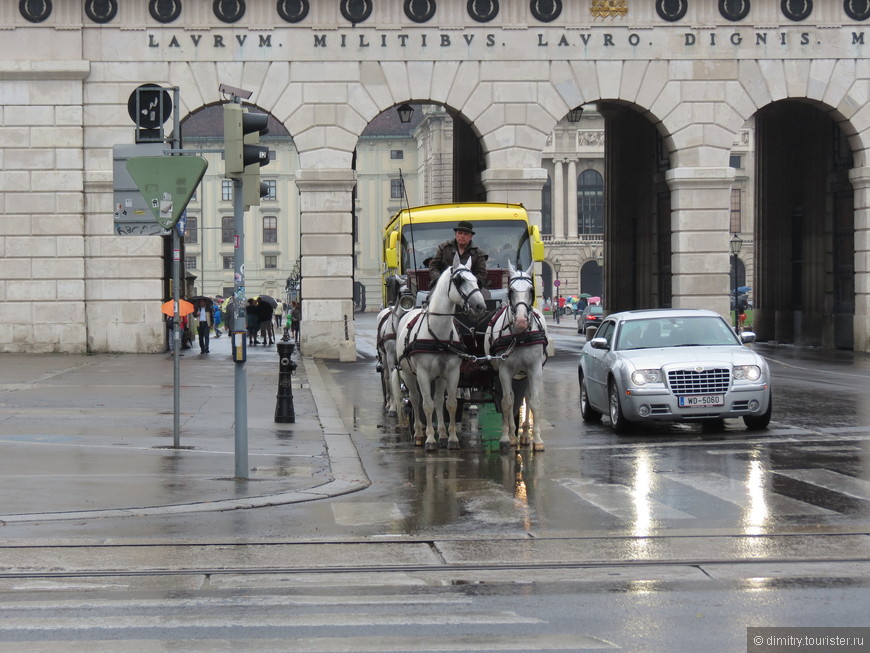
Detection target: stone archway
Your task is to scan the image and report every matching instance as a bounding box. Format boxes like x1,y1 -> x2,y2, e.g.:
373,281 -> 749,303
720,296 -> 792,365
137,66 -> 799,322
600,103 -> 672,313
754,100 -> 855,349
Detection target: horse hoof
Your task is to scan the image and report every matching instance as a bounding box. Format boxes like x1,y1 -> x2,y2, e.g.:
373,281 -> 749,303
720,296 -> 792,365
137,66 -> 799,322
414,436 -> 424,447
438,438 -> 448,449
533,442 -> 545,452
387,409 -> 397,417
499,441 -> 511,453
448,440 -> 460,450
424,441 -> 438,452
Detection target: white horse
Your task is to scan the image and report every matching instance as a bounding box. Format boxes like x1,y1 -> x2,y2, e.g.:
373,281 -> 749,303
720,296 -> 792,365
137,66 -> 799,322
484,262 -> 549,452
395,257 -> 487,451
376,278 -> 415,422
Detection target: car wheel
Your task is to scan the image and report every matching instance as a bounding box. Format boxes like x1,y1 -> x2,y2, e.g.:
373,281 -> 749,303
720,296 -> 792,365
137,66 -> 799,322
743,393 -> 772,430
580,372 -> 602,422
608,379 -> 632,434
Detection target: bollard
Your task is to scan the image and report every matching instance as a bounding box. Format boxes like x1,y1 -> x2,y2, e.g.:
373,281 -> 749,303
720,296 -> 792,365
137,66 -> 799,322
274,339 -> 297,423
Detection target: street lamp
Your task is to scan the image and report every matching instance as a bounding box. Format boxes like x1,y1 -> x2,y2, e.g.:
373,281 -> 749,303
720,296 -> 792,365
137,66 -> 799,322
729,233 -> 743,331
553,261 -> 562,324
596,249 -> 604,301
397,103 -> 414,123
567,105 -> 584,123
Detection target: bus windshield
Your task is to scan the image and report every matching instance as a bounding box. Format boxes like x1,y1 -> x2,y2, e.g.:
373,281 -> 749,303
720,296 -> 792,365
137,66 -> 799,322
400,219 -> 532,273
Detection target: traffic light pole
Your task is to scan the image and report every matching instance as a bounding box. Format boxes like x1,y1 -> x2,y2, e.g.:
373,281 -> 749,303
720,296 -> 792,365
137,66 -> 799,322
223,89 -> 271,479
233,175 -> 248,479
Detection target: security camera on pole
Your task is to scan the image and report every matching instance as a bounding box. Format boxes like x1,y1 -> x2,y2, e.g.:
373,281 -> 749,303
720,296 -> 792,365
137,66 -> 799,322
222,89 -> 272,479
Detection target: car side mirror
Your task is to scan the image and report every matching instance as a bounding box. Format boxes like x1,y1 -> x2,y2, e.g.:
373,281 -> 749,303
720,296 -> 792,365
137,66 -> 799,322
740,331 -> 757,344
590,337 -> 609,350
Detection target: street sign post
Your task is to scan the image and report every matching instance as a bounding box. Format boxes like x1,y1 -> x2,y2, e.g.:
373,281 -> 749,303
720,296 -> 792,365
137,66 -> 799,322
126,154 -> 207,448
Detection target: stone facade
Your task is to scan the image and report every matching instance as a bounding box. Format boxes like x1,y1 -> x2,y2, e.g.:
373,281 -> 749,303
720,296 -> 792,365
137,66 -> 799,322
1,1 -> 869,354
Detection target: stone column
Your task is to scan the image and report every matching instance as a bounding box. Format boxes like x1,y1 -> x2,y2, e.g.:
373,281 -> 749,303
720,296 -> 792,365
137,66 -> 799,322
552,160 -> 564,240
567,159 -> 579,240
482,167 -> 550,340
481,167 -> 548,224
849,166 -> 870,353
665,167 -> 736,317
295,169 -> 357,361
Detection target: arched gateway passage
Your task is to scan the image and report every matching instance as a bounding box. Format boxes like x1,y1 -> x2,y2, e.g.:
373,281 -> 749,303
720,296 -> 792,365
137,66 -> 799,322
600,103 -> 673,313
755,101 -> 856,349
3,2 -> 870,355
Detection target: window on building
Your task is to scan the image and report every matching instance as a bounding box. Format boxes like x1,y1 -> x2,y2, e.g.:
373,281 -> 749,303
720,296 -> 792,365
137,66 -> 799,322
730,154 -> 742,169
223,256 -> 234,270
264,255 -> 277,269
221,180 -> 233,201
730,188 -> 742,233
577,169 -> 604,235
263,216 -> 277,243
263,179 -> 277,201
222,216 -> 234,243
390,178 -> 403,199
390,149 -> 404,159
189,188 -> 198,202
184,216 -> 198,244
184,256 -> 197,270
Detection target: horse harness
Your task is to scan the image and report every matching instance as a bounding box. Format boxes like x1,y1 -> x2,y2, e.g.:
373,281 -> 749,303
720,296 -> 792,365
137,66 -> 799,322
486,304 -> 549,361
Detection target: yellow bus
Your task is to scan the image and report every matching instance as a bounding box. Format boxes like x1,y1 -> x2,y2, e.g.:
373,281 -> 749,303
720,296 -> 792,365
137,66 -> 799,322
382,202 -> 545,309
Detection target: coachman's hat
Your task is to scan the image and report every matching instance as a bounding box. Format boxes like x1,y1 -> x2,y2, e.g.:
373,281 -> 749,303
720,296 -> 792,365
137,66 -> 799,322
454,220 -> 475,235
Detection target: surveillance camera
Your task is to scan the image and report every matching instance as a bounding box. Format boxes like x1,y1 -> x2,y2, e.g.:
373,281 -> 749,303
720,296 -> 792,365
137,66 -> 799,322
219,83 -> 253,100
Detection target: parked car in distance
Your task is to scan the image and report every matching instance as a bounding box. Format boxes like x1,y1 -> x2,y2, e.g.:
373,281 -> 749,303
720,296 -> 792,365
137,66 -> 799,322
578,308 -> 772,433
577,304 -> 604,333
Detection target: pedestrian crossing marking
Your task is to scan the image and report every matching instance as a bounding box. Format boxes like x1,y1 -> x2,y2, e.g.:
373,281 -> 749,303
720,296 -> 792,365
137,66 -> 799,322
774,469 -> 870,502
555,478 -> 695,520
661,472 -> 836,516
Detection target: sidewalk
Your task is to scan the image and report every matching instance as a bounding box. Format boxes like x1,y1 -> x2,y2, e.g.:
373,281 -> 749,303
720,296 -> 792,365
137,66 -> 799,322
0,333 -> 369,523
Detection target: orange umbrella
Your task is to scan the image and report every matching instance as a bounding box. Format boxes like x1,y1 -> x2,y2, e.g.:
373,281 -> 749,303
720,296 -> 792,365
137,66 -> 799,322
161,299 -> 194,317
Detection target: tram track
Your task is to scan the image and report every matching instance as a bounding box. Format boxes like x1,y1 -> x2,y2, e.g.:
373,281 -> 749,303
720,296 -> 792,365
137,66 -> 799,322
1,531 -> 868,581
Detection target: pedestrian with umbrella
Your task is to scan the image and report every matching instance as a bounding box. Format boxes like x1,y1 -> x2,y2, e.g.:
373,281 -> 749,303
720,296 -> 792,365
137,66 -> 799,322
246,298 -> 260,346
194,298 -> 213,354
257,296 -> 275,345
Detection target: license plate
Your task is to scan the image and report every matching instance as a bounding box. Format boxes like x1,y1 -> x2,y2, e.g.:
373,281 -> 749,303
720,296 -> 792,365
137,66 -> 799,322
678,394 -> 723,407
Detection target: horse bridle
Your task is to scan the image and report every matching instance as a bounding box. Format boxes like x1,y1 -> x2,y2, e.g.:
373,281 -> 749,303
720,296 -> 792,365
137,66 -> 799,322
450,266 -> 484,313
507,273 -> 534,320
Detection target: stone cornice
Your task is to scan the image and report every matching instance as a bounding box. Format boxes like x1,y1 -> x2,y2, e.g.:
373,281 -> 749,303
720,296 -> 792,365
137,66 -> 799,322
0,60 -> 89,80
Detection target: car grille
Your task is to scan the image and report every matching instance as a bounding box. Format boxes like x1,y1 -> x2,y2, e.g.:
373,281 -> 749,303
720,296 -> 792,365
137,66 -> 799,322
667,368 -> 730,395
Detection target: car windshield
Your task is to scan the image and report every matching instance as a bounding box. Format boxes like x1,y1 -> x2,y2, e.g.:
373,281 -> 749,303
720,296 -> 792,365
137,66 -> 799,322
615,316 -> 740,350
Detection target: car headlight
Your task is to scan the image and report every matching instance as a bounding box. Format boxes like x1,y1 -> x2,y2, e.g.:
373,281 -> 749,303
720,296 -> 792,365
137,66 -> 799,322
733,365 -> 762,381
631,369 -> 663,385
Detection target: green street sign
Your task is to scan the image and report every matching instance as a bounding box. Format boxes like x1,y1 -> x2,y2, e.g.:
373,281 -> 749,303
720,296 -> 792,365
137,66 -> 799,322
126,156 -> 208,229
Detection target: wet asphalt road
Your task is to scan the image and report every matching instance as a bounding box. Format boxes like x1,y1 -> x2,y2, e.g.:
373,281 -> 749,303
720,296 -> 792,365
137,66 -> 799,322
2,313 -> 870,652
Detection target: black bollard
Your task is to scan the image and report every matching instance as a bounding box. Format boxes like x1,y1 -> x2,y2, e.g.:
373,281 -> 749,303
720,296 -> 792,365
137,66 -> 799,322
274,339 -> 297,423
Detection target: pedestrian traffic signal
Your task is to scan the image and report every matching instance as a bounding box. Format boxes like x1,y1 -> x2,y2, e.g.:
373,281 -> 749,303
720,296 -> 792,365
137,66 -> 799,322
223,102 -> 270,177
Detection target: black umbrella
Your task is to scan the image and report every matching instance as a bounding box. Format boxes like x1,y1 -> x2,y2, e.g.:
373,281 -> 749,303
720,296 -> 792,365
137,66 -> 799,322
189,295 -> 214,307
256,295 -> 278,309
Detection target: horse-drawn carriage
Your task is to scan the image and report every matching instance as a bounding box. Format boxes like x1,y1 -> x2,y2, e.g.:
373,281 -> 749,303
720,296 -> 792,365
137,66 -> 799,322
377,203 -> 549,453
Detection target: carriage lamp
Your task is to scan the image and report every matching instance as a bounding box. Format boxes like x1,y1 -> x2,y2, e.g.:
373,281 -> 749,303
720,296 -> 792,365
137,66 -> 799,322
567,105 -> 584,123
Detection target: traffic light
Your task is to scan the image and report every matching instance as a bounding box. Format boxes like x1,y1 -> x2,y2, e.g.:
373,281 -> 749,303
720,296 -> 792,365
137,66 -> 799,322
242,118 -> 271,207
223,102 -> 270,177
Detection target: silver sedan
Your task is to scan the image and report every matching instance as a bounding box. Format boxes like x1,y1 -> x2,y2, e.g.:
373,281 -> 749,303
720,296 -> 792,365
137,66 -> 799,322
578,308 -> 772,433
